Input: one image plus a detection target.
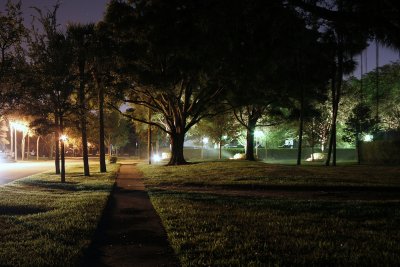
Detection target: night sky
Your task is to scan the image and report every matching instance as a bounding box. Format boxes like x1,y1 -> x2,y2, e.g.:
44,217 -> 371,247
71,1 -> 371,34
19,0 -> 109,27
6,0 -> 400,77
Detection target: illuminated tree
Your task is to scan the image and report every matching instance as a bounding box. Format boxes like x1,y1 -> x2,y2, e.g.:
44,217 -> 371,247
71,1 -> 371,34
343,103 -> 378,164
27,4 -> 73,178
67,23 -> 94,176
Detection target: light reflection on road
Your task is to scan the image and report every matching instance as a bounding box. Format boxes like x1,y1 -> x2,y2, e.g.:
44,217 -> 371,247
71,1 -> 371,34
0,161 -> 56,185
0,159 -> 92,185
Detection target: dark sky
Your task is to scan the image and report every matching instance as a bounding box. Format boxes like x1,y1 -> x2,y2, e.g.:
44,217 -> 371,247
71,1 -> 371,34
354,43 -> 400,78
19,0 -> 109,27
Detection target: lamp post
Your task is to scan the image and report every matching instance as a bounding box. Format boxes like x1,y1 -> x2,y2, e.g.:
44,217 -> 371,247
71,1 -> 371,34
60,134 -> 68,183
254,130 -> 264,158
9,122 -> 13,159
201,137 -> 209,160
10,121 -> 28,162
14,126 -> 17,161
36,136 -> 41,161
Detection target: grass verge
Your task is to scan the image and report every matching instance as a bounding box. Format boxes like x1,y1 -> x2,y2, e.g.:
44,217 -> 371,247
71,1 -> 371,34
139,160 -> 400,266
0,163 -> 119,266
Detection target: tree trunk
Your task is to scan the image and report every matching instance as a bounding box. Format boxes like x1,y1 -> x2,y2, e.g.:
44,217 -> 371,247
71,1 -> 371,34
79,61 -> 90,176
54,115 -> 60,174
96,71 -> 107,172
60,115 -> 66,183
167,131 -> 187,165
356,134 -> 361,165
245,121 -> 256,161
297,86 -> 305,166
326,33 -> 344,167
311,118 -> 315,161
148,108 -> 152,165
219,135 -> 222,160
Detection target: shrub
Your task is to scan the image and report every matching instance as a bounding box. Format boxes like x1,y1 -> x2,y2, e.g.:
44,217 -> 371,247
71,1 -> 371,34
361,140 -> 400,165
108,156 -> 118,164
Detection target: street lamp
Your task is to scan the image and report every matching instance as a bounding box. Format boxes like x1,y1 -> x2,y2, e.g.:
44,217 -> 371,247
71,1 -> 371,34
10,121 -> 28,161
201,137 -> 209,160
60,134 -> 68,183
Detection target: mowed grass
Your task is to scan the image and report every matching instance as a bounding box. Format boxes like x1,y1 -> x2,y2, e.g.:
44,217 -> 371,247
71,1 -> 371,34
142,160 -> 400,187
139,161 -> 400,266
0,163 -> 119,267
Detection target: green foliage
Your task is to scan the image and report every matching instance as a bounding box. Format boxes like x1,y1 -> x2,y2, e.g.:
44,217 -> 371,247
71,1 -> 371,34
342,103 -> 378,144
188,113 -> 240,146
360,62 -> 400,130
361,140 -> 400,165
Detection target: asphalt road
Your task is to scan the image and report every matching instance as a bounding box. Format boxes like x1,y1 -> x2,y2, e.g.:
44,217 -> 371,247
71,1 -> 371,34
0,161 -> 55,185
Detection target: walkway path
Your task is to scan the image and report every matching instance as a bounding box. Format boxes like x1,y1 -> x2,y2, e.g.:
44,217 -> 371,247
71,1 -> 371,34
83,163 -> 179,266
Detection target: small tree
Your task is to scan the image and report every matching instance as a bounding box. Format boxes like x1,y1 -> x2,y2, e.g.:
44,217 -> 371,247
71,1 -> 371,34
342,103 -> 377,164
188,112 -> 239,159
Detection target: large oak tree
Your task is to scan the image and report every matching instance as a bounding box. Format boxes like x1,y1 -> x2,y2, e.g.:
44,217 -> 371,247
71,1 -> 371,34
104,0 -> 225,165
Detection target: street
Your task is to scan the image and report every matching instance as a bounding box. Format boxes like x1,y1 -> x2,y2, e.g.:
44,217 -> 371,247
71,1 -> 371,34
0,161 -> 55,185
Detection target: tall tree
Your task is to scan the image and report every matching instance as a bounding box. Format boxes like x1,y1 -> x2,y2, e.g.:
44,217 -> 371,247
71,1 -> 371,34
67,24 -> 94,176
288,0 -> 368,166
91,22 -> 116,172
0,0 -> 26,114
28,4 -> 74,178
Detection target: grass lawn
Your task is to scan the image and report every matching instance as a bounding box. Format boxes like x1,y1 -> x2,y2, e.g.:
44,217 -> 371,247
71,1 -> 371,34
139,160 -> 400,266
0,162 -> 119,266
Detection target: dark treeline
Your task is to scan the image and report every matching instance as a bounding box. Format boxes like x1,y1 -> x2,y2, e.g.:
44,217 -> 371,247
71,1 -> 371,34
0,0 -> 399,172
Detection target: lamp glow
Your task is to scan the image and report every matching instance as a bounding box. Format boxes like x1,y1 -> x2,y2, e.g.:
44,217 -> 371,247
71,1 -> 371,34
202,137 -> 209,144
152,154 -> 161,162
363,134 -> 373,142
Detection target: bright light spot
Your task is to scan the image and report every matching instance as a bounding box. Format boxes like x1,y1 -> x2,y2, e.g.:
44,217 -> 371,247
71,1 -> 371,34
161,152 -> 170,159
152,154 -> 161,162
254,130 -> 264,138
10,121 -> 28,133
363,134 -> 373,142
222,135 -> 228,140
231,153 -> 245,160
203,137 -> 209,144
60,135 -> 68,142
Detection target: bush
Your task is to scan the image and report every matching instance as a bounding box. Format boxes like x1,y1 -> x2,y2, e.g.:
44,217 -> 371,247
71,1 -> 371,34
361,140 -> 400,165
108,156 -> 118,164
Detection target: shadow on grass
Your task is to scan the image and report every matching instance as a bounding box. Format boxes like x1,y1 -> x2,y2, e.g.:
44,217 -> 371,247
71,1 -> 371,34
148,189 -> 400,218
154,182 -> 400,193
15,179 -> 113,192
0,205 -> 52,215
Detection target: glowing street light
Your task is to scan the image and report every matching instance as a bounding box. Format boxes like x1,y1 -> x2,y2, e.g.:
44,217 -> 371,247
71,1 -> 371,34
10,121 -> 28,161
363,134 -> 373,142
202,137 -> 209,145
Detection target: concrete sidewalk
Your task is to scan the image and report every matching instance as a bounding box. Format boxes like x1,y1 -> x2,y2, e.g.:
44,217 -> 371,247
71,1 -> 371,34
82,163 -> 179,266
